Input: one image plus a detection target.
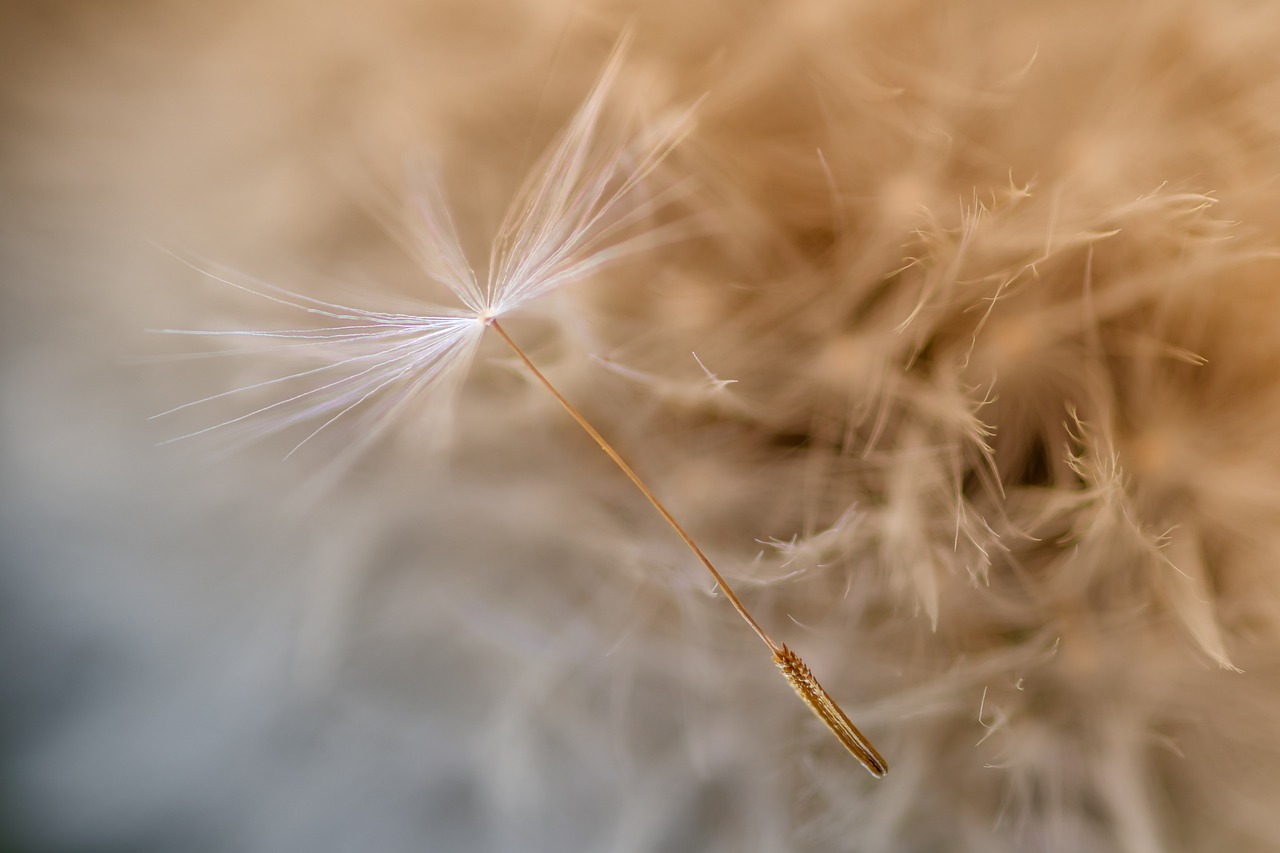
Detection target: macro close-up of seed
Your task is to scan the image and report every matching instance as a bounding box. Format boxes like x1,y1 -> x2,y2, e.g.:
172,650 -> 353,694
4,2 -> 1280,851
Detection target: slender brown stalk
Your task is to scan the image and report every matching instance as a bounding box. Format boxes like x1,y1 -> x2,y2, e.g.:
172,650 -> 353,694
488,319 -> 887,777
488,319 -> 774,649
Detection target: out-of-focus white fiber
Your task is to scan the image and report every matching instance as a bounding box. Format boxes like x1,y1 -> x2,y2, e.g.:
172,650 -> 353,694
4,1 -> 1280,851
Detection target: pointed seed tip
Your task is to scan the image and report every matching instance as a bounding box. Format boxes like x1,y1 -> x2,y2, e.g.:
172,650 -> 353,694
773,644 -> 888,780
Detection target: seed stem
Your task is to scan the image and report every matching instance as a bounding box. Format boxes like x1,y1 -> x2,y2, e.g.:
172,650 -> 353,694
488,318 -> 886,777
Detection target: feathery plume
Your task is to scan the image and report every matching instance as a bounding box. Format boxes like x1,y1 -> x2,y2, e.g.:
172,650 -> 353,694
153,31 -> 695,455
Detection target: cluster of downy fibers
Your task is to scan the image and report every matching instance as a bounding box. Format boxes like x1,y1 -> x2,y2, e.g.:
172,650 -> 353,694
4,1 -> 1280,851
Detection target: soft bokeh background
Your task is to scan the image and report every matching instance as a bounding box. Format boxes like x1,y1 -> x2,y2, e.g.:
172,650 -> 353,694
4,2 -> 1280,851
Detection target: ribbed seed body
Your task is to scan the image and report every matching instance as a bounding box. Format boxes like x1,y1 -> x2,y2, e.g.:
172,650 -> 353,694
773,644 -> 888,778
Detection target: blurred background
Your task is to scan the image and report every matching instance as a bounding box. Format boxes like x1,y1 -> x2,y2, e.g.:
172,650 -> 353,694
5,2 -> 1280,851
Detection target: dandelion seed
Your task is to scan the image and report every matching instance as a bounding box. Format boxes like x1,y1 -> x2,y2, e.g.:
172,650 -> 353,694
773,644 -> 888,778
159,31 -> 887,777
